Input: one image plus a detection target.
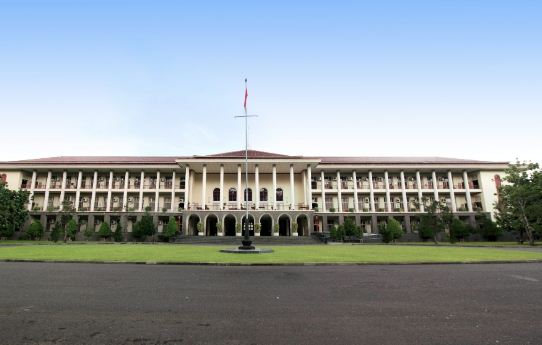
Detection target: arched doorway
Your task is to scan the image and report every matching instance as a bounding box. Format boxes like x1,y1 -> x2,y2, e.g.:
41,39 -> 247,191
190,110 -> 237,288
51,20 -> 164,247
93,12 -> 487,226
278,214 -> 290,236
187,214 -> 200,236
296,214 -> 309,236
260,214 -> 272,236
206,214 -> 218,236
224,214 -> 236,236
242,215 -> 255,236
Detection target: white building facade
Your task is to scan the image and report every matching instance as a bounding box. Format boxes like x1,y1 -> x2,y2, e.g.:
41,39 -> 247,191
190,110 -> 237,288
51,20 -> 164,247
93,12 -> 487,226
0,150 -> 507,238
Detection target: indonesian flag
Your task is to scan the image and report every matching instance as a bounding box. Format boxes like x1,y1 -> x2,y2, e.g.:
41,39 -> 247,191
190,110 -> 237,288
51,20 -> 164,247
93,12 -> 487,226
243,78 -> 248,113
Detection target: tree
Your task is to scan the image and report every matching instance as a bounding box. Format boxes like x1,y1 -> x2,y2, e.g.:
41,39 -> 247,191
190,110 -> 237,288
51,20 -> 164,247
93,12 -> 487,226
449,218 -> 471,243
50,224 -> 62,242
26,220 -> 44,240
65,219 -> 78,241
330,224 -> 343,241
83,225 -> 94,241
98,222 -> 111,240
418,199 -> 453,244
477,216 -> 502,241
379,218 -> 404,243
340,217 -> 362,238
113,222 -> 124,242
497,161 -> 542,245
134,211 -> 156,241
163,217 -> 177,240
0,181 -> 30,238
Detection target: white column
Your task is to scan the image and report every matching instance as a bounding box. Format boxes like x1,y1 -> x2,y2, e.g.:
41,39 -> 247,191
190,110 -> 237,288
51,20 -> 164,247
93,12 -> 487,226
384,171 -> 391,212
59,171 -> 67,210
184,166 -> 190,209
28,170 -> 37,211
448,171 -> 457,212
170,171 -> 176,212
302,170 -> 307,207
123,171 -> 129,211
337,171 -> 342,212
400,171 -> 408,213
290,165 -> 295,210
353,171 -> 359,212
219,165 -> 224,210
432,170 -> 439,202
255,165 -> 260,209
43,171 -> 52,210
368,171 -> 375,212
75,171 -> 82,211
201,165 -> 207,210
138,171 -> 144,211
155,171 -> 160,212
237,164 -> 242,209
307,165 -> 313,210
90,171 -> 97,212
416,171 -> 424,212
272,164 -> 277,210
320,171 -> 326,212
463,171 -> 473,212
106,171 -> 113,212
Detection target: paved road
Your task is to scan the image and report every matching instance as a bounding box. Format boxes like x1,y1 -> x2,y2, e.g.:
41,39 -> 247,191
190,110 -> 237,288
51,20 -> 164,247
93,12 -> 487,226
1,262 -> 541,345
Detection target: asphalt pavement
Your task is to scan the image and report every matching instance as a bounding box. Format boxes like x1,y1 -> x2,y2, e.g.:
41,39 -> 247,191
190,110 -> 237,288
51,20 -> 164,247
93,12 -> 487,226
0,262 -> 541,345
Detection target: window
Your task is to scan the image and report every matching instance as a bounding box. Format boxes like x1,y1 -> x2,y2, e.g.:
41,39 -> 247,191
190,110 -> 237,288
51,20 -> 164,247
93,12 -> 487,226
260,188 -> 268,201
276,188 -> 284,202
229,188 -> 237,202
244,188 -> 252,201
213,188 -> 220,202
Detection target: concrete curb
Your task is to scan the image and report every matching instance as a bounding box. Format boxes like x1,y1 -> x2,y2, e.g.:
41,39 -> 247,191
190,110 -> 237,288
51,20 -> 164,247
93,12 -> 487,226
1,259 -> 542,266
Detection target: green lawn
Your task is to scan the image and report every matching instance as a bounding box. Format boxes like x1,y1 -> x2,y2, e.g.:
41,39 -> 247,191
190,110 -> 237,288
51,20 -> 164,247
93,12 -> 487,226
0,244 -> 541,264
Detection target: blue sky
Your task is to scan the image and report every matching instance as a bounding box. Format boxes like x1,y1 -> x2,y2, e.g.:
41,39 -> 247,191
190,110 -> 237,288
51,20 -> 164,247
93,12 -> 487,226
0,0 -> 540,162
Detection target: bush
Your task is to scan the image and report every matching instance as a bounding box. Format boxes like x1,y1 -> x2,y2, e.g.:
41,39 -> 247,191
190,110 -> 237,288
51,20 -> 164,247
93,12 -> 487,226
478,216 -> 502,241
163,217 -> 177,240
98,222 -> 111,240
50,224 -> 62,242
132,222 -> 144,240
113,222 -> 124,242
449,219 -> 471,243
26,220 -> 44,240
65,219 -> 78,241
330,224 -> 343,241
379,218 -> 404,243
83,226 -> 94,241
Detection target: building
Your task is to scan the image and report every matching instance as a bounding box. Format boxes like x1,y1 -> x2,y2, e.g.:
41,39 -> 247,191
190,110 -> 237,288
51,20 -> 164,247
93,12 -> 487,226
0,150 -> 507,239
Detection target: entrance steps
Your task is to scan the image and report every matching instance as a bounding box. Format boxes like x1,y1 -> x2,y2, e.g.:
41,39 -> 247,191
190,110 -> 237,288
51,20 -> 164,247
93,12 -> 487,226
173,235 -> 322,245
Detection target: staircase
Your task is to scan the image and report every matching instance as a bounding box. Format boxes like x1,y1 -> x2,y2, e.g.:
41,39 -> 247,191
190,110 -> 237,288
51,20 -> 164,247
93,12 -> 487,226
173,235 -> 322,245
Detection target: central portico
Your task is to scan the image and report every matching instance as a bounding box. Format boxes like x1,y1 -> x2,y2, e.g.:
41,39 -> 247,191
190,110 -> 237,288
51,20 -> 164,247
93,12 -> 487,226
176,150 -> 318,236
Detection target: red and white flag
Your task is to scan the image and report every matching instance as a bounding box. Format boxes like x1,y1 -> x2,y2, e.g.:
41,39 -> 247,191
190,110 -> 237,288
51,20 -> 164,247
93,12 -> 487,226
243,78 -> 248,113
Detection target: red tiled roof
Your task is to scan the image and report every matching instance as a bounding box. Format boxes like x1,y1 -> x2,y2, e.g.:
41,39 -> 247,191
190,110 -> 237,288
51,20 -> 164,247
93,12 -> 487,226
313,156 -> 505,164
197,150 -> 299,159
0,151 -> 507,165
3,156 -> 183,165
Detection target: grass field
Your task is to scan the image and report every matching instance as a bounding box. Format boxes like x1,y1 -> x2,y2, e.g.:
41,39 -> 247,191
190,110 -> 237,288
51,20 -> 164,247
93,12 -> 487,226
0,243 -> 541,264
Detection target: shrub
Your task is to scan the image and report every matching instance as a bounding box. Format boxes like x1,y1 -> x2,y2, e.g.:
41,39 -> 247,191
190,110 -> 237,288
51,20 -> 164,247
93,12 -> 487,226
50,224 -> 62,242
478,216 -> 502,241
132,221 -> 144,240
83,226 -> 94,241
330,225 -> 343,241
98,222 -> 111,240
449,219 -> 471,242
163,217 -> 177,240
26,220 -> 44,240
113,222 -> 124,242
379,218 -> 404,243
273,223 -> 279,234
65,219 -> 78,241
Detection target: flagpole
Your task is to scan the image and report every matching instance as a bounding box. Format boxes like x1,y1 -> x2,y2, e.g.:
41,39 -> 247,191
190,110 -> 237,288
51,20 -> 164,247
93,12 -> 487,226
244,78 -> 250,245
235,78 -> 257,250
